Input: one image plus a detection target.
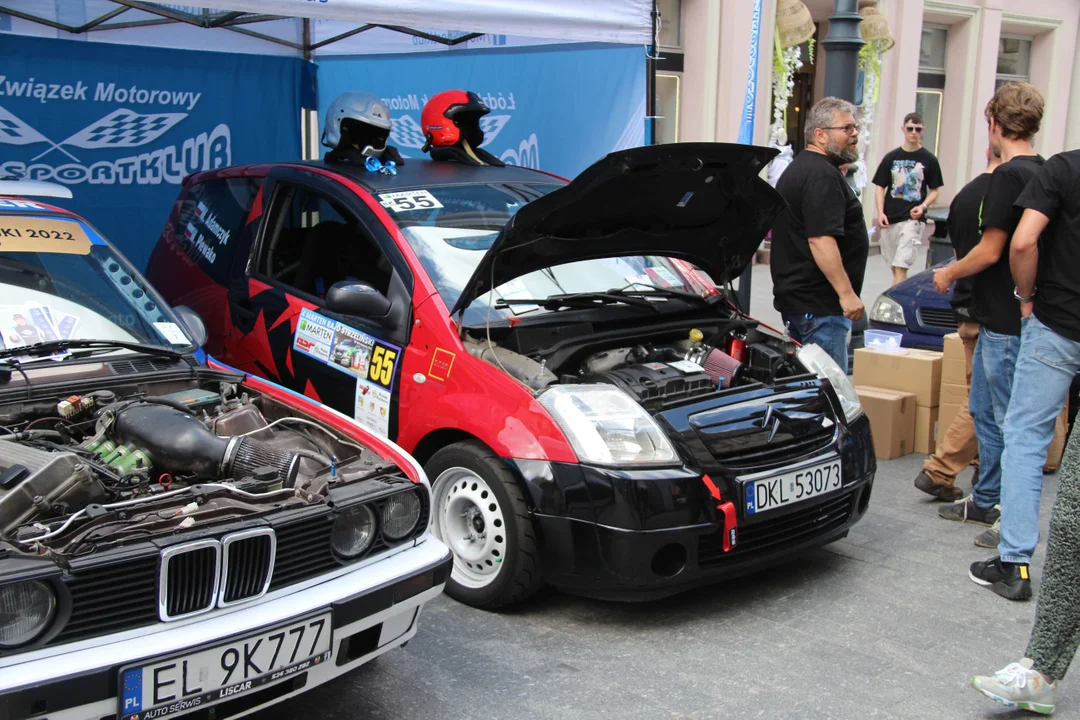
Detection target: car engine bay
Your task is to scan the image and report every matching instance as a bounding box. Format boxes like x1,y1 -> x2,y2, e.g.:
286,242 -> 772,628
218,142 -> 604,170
464,314 -> 807,411
0,380 -> 398,560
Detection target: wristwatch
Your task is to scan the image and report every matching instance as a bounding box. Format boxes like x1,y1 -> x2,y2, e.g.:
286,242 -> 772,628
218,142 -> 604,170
1014,287 -> 1036,303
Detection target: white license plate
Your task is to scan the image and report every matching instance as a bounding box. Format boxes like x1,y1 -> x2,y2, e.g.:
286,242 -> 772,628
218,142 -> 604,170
118,612 -> 332,720
743,458 -> 842,515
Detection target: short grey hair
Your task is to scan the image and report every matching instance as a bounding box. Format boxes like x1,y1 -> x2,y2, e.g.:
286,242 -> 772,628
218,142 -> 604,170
804,97 -> 857,145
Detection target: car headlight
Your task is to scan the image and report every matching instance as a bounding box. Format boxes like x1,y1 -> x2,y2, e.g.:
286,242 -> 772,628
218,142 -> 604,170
537,384 -> 677,466
331,504 -> 377,558
0,580 -> 56,647
796,344 -> 863,423
869,295 -> 906,325
382,491 -> 422,540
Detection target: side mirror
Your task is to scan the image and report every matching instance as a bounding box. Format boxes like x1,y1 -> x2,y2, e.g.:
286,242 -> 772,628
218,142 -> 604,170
173,305 -> 208,347
326,281 -> 391,318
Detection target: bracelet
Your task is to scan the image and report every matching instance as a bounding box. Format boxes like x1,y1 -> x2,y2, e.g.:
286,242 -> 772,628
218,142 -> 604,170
1014,287 -> 1036,303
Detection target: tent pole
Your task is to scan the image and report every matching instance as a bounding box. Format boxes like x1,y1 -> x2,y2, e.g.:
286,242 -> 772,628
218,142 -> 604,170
647,0 -> 658,145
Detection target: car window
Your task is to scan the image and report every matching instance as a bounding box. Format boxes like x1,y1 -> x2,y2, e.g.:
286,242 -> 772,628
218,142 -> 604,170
261,184 -> 392,299
177,178 -> 261,285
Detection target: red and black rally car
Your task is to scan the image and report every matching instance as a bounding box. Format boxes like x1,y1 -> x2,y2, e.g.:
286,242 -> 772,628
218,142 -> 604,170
147,144 -> 876,608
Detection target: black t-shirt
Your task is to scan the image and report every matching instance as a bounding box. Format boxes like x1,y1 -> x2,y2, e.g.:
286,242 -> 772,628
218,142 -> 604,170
872,147 -> 944,224
1016,150 -> 1080,342
771,151 -> 870,316
946,172 -> 993,313
974,155 -> 1045,336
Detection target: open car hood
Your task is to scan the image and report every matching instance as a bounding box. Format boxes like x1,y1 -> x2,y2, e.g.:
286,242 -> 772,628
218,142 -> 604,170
450,143 -> 786,315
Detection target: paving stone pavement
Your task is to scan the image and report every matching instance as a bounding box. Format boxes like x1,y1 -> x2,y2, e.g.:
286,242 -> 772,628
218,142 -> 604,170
260,453 -> 1070,720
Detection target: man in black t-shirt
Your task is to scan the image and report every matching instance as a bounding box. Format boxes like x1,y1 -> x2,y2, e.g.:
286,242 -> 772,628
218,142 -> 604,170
873,112 -> 944,286
914,152 -> 999,502
931,82 -> 1046,602
969,148 -> 1080,715
771,97 -> 869,373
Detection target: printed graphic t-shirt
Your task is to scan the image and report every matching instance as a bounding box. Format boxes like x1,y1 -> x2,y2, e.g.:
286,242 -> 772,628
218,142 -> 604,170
872,147 -> 944,224
947,172 -> 993,314
1016,150 -> 1080,342
975,154 -> 1045,337
771,150 -> 870,316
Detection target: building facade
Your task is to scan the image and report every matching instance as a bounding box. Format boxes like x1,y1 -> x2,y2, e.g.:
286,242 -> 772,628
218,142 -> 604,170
658,0 -> 1080,208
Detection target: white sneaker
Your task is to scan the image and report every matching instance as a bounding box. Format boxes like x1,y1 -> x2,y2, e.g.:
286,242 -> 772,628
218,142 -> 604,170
971,658 -> 1056,714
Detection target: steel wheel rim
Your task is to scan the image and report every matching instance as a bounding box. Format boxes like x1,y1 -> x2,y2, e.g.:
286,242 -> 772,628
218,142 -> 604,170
432,466 -> 507,589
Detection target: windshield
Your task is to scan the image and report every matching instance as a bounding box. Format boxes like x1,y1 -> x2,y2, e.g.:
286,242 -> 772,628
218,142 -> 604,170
0,212 -> 193,362
391,184 -> 718,321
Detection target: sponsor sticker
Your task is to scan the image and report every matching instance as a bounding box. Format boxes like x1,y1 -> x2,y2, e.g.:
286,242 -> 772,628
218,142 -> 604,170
0,216 -> 91,254
428,348 -> 456,381
153,322 -> 189,345
354,379 -> 392,437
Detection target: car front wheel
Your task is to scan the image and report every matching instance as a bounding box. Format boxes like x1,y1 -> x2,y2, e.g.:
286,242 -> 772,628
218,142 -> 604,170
426,441 -> 543,609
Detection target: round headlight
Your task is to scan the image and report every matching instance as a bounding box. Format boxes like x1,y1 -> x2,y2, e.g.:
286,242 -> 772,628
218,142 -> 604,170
331,505 -> 377,558
381,491 -> 422,540
0,580 -> 56,647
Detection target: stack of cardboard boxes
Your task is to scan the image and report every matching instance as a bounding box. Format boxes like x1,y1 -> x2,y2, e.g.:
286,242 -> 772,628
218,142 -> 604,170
852,333 -> 1068,467
853,347 -> 943,460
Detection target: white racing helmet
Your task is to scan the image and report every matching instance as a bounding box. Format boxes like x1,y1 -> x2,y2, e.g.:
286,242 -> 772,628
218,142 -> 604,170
321,91 -> 392,148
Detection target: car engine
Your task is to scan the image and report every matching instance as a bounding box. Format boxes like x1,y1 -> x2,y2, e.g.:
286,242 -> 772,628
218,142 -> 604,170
0,383 -> 395,559
464,316 -> 805,412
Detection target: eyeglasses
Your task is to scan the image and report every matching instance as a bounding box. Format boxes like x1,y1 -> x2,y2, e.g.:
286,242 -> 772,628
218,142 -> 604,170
905,125 -> 925,133
822,124 -> 859,135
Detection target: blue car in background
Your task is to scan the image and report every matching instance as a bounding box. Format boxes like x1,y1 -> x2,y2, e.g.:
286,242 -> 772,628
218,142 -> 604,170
868,259 -> 958,350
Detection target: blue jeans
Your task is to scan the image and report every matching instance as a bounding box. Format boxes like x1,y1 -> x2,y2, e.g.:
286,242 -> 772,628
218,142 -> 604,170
783,313 -> 851,373
969,326 -> 1021,511
999,315 -> 1080,564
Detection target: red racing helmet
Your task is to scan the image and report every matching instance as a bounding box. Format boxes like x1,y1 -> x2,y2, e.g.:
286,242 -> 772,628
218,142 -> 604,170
420,90 -> 490,151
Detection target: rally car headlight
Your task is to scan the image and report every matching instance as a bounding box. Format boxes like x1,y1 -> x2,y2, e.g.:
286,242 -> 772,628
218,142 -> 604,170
537,385 -> 677,466
0,580 -> 56,647
796,343 -> 863,423
382,490 -> 423,541
869,295 -> 906,325
332,504 -> 377,558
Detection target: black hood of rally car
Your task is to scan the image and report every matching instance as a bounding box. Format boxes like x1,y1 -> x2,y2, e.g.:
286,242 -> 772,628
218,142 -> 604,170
449,143 -> 786,315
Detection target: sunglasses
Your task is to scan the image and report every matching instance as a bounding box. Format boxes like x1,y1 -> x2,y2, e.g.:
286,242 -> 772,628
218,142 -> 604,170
905,125 -> 925,133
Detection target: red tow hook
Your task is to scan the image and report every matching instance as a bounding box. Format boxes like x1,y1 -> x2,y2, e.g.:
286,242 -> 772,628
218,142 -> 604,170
701,473 -> 739,552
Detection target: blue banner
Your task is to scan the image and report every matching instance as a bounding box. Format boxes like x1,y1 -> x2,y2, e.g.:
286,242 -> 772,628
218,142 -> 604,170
317,43 -> 645,181
737,0 -> 763,145
0,35 -> 312,269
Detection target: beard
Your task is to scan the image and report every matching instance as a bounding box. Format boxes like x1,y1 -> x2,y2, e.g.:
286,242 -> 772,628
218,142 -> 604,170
824,136 -> 859,165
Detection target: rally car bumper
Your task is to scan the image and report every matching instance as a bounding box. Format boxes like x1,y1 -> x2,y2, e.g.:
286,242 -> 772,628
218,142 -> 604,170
0,538 -> 452,720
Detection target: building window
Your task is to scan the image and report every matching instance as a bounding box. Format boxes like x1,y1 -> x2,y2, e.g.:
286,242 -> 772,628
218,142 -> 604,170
996,36 -> 1032,88
657,0 -> 682,49
916,25 -> 947,156
654,74 -> 681,144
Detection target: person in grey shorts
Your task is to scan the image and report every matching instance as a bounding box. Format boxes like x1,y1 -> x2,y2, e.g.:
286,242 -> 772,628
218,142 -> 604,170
872,112 -> 944,286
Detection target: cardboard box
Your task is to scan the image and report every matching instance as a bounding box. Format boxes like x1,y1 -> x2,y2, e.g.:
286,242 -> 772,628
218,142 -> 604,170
856,386 -> 917,459
915,405 -> 939,455
1046,401 -> 1070,471
853,347 -> 944,407
937,402 -> 967,447
939,382 -> 969,408
941,333 -> 969,386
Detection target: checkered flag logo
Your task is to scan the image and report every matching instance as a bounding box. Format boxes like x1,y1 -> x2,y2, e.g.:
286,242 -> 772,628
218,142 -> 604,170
478,115 -> 510,148
0,105 -> 51,146
389,114 -> 426,150
59,108 -> 185,150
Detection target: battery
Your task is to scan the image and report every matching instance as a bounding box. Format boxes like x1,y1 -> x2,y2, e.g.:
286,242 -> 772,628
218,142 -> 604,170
159,388 -> 220,411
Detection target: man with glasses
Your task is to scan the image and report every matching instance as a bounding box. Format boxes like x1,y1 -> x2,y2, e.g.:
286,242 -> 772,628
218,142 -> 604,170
873,112 -> 945,285
771,97 -> 869,372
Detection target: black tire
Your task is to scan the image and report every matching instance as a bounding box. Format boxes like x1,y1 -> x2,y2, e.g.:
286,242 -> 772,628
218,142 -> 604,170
425,440 -> 543,609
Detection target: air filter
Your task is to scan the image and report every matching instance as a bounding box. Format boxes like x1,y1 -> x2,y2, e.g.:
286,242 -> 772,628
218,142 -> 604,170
702,348 -> 742,388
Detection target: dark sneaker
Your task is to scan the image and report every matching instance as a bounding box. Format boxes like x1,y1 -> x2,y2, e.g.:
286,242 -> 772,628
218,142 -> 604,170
974,519 -> 1000,549
938,496 -> 1000,525
914,471 -> 963,501
969,556 -> 1033,600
